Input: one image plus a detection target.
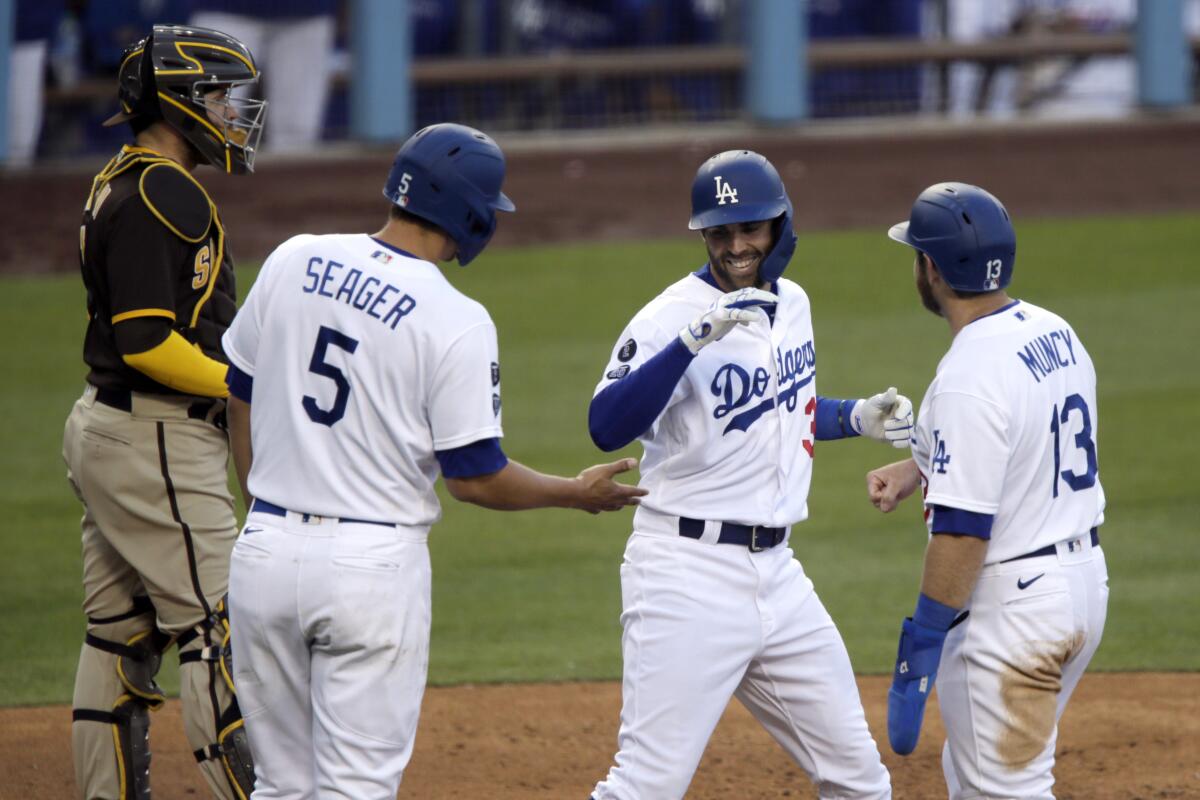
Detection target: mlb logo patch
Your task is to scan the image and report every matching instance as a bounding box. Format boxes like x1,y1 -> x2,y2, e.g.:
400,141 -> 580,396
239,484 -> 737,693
1014,310 -> 1028,321
372,250 -> 393,264
399,195 -> 410,208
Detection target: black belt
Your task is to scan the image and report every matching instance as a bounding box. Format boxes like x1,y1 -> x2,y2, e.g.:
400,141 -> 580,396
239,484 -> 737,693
1001,528 -> 1100,563
679,516 -> 786,552
251,498 -> 394,528
94,385 -> 224,426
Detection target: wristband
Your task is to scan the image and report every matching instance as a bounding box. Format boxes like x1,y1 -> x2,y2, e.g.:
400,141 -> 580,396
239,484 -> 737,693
914,592 -> 959,632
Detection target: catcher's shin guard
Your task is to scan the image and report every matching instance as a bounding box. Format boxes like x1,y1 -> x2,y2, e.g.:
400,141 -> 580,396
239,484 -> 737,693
178,595 -> 256,799
110,694 -> 153,799
72,603 -> 167,800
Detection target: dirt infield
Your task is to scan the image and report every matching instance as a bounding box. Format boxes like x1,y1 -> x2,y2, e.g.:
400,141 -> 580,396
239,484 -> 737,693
6,673 -> 1197,798
3,114 -> 1200,275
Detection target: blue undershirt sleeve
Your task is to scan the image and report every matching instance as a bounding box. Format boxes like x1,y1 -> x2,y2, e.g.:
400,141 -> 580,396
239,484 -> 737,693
929,505 -> 994,539
226,364 -> 253,403
814,396 -> 860,441
435,438 -> 508,479
589,337 -> 695,452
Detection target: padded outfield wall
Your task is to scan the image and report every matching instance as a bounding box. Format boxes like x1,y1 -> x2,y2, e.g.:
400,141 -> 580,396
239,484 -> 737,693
2,114 -> 1199,275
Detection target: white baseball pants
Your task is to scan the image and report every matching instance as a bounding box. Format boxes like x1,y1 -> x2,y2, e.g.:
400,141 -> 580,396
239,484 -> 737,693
6,39 -> 47,167
189,11 -> 335,153
937,538 -> 1109,799
228,508 -> 431,799
592,531 -> 891,800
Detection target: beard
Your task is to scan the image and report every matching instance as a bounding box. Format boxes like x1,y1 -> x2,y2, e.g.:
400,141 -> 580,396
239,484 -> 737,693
916,262 -> 943,317
706,245 -> 764,291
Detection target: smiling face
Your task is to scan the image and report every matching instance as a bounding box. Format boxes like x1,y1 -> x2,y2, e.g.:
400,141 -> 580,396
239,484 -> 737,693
702,219 -> 775,292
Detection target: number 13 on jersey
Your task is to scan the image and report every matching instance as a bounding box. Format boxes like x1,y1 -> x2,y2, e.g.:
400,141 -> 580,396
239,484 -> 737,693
1050,393 -> 1097,497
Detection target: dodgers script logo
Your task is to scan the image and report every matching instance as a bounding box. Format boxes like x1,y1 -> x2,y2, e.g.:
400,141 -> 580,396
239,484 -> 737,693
714,176 -> 739,205
711,340 -> 816,434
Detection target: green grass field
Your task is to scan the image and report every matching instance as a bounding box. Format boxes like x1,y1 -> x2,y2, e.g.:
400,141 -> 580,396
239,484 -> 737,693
2,212 -> 1197,706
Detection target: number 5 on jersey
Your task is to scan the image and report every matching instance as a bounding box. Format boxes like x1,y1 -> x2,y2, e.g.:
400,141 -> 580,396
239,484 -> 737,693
303,325 -> 360,427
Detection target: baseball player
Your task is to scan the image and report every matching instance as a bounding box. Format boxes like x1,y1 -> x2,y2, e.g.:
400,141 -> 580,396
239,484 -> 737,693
62,25 -> 265,799
869,182 -> 1108,798
587,150 -> 914,800
220,123 -> 646,799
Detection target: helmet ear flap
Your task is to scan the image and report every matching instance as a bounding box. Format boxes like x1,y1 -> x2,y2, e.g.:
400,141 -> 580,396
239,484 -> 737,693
759,210 -> 797,284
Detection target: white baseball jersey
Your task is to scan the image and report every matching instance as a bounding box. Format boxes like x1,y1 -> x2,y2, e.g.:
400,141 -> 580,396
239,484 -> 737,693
593,273 -> 817,529
222,233 -> 503,526
912,299 -> 1105,563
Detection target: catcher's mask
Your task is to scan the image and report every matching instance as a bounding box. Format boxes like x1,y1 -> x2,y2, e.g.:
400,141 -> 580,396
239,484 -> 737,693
888,182 -> 1016,292
689,149 -> 797,284
383,123 -> 516,266
104,24 -> 267,175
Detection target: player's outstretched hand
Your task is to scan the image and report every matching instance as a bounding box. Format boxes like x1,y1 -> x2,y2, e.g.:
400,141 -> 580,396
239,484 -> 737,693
575,457 -> 649,514
866,458 -> 921,513
678,288 -> 777,355
855,386 -> 914,448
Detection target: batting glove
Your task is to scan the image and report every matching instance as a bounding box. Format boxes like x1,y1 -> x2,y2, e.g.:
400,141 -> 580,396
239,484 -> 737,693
678,288 -> 777,356
853,387 -> 914,448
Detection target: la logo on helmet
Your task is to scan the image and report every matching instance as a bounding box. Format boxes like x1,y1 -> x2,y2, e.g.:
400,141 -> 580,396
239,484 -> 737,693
713,176 -> 739,205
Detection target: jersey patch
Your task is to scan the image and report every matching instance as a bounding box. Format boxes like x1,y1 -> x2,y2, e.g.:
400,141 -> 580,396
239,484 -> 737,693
492,393 -> 501,416
138,163 -> 213,243
618,339 -> 637,362
607,365 -> 631,380
491,362 -> 500,386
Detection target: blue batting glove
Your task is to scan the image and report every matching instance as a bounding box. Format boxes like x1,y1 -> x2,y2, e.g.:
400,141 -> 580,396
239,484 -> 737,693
887,593 -> 959,756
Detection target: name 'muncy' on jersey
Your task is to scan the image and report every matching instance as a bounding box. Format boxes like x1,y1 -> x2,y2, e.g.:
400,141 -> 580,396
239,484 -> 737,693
223,234 -> 503,526
594,273 -> 817,528
912,299 -> 1105,563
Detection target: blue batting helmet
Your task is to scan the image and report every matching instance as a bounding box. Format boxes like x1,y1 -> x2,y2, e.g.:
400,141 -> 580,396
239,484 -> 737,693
383,123 -> 515,266
888,182 -> 1016,292
688,150 -> 797,283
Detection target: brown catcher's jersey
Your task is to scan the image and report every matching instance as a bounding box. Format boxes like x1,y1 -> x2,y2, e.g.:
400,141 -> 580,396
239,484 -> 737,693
79,145 -> 237,394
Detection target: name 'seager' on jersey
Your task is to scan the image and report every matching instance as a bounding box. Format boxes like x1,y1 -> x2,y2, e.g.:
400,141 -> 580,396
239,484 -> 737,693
302,255 -> 419,330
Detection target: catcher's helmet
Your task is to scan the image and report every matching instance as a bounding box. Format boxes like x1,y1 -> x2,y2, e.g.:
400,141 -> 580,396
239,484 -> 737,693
688,150 -> 797,283
104,25 -> 266,174
383,123 -> 516,266
888,182 -> 1016,292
